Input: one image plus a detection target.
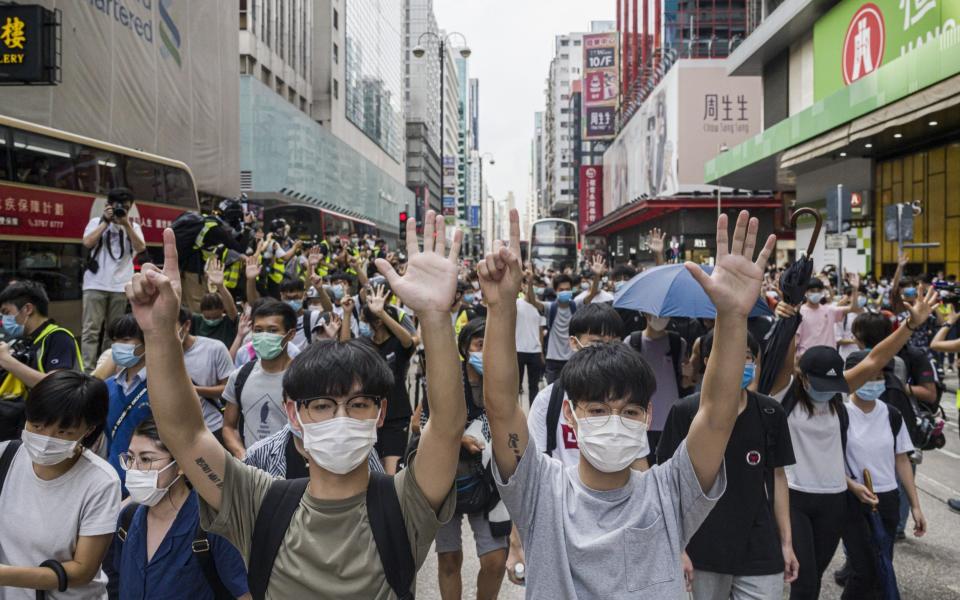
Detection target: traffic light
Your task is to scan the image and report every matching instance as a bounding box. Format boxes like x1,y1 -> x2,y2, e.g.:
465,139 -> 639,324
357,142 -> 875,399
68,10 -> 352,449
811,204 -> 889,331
399,211 -> 408,242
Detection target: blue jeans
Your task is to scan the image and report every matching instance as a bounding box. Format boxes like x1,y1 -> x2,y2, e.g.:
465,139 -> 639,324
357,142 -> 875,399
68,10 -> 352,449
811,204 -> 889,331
896,462 -> 916,534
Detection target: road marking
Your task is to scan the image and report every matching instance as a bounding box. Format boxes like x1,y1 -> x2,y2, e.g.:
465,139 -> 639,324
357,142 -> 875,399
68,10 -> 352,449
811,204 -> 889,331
917,472 -> 960,498
937,448 -> 960,460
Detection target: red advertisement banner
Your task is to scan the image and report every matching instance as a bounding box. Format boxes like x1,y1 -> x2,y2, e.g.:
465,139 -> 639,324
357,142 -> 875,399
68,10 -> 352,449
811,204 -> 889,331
578,166 -> 604,232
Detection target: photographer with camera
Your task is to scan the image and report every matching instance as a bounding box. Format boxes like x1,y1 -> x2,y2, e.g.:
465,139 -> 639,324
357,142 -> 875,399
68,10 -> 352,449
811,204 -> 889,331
81,188 -> 146,371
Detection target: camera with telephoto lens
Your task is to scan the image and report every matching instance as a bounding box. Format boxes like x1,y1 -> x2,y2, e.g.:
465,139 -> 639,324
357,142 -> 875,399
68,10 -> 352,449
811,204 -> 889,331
934,281 -> 960,308
110,200 -> 127,219
106,187 -> 134,221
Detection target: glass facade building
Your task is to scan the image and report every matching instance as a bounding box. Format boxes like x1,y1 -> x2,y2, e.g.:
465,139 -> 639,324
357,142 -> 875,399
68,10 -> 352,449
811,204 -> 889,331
345,0 -> 405,162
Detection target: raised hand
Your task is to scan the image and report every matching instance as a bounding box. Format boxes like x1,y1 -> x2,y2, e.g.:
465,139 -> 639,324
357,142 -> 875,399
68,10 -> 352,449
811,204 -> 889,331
686,211 -> 776,318
245,255 -> 261,280
648,228 -> 667,255
323,313 -> 342,339
375,210 -> 462,315
125,228 -> 182,336
847,270 -> 860,290
590,255 -> 607,278
906,287 -> 940,328
477,209 -> 523,308
367,285 -> 388,316
206,257 -> 225,287
307,246 -> 322,270
236,311 -> 252,339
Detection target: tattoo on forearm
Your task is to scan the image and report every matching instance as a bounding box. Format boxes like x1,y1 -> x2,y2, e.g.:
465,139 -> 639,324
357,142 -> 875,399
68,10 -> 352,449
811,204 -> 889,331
195,457 -> 224,489
508,433 -> 521,464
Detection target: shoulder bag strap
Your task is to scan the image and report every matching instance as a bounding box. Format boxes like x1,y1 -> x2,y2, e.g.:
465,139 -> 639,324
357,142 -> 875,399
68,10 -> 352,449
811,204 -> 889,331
366,471 -> 415,600
110,385 -> 150,440
116,502 -> 140,543
545,382 -> 566,455
248,478 -> 309,600
192,525 -> 234,600
0,440 -> 22,499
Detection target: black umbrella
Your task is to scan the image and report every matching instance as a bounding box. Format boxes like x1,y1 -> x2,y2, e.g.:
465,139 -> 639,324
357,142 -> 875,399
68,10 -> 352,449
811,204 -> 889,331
757,208 -> 823,395
863,469 -> 901,600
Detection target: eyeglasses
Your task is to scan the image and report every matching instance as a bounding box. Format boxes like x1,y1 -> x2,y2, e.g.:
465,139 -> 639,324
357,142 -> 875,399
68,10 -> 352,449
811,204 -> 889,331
575,402 -> 647,429
118,452 -> 173,471
299,394 -> 382,422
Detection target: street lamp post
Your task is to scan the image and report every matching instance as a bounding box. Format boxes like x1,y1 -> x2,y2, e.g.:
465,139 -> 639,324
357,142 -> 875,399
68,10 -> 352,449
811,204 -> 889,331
716,143 -> 729,219
412,32 -> 470,218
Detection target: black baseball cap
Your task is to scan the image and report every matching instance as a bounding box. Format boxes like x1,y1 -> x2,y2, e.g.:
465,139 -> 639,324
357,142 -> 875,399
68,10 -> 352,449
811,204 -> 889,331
798,346 -> 850,393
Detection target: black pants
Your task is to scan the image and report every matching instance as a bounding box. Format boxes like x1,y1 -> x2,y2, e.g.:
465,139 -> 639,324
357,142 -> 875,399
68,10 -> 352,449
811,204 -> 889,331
517,352 -> 544,396
544,359 -> 567,385
789,489 -> 847,600
841,489 -> 900,600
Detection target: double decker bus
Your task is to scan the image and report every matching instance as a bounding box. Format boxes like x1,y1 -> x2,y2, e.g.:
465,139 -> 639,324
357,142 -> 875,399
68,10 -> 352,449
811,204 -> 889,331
262,200 -> 382,244
530,218 -> 579,272
0,115 -> 200,332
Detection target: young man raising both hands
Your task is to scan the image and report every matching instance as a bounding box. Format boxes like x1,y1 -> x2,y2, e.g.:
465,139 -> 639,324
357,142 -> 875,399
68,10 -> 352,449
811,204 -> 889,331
479,209 -> 775,598
125,211 -> 465,598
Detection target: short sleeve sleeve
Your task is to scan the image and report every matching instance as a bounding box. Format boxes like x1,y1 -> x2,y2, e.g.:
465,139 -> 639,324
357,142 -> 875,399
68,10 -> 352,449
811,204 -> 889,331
78,468 -> 122,537
658,440 -> 726,546
40,331 -> 80,372
214,344 -> 236,381
222,369 -> 239,405
895,414 -> 915,455
396,457 -> 456,566
769,402 -> 797,468
83,218 -> 101,237
210,533 -> 251,597
492,435 -> 556,536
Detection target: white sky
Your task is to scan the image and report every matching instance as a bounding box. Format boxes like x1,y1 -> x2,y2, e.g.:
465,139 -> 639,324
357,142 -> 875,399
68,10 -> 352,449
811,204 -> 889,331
434,0 -> 613,207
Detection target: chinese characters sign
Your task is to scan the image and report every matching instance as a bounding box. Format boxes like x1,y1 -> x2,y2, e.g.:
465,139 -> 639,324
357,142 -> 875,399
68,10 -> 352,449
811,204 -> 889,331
582,33 -> 619,140
578,166 -> 603,232
813,0 -> 960,100
0,5 -> 55,84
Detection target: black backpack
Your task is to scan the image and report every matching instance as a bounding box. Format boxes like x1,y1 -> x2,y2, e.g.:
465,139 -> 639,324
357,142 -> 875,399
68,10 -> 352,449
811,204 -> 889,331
116,503 -> 232,599
544,381 -> 567,456
228,359 -> 258,446
247,472 -> 415,600
171,212 -> 206,266
628,330 -> 686,397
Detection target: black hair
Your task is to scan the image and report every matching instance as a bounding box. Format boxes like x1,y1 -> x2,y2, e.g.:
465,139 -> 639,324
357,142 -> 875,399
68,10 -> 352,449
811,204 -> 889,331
457,317 -> 486,359
177,306 -> 192,325
569,303 -> 624,339
561,342 -> 656,408
0,280 -> 49,316
132,417 -> 163,446
280,277 -> 305,294
199,293 -> 225,311
328,272 -> 355,285
552,274 -> 573,290
25,370 -> 108,447
107,314 -> 144,343
252,298 -> 297,332
851,312 -> 892,348
698,329 -> 761,361
807,278 -> 825,291
611,264 -> 637,280
283,338 -> 393,401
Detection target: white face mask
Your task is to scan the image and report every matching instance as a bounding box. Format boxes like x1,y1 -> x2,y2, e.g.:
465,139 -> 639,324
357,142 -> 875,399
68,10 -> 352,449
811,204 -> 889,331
125,460 -> 181,507
571,404 -> 649,473
296,412 -> 379,475
21,429 -> 80,466
647,316 -> 670,332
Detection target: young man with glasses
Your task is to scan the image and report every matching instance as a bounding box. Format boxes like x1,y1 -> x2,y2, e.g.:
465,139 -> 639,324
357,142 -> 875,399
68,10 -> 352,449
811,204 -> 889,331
125,212 -> 466,598
479,209 -> 775,598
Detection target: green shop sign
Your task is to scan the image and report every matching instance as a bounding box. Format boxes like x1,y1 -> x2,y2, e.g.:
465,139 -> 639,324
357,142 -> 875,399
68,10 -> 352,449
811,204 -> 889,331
814,0 -> 960,101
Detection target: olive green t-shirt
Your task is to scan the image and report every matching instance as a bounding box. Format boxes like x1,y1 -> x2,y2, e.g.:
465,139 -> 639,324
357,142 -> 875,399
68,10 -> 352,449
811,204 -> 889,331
199,451 -> 456,599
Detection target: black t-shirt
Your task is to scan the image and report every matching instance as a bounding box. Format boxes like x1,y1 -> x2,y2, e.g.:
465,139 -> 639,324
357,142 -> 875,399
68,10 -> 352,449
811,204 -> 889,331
26,321 -> 79,373
657,391 -> 796,575
615,307 -> 645,336
374,335 -> 414,421
191,314 -> 239,349
898,344 -> 935,386
284,430 -> 310,479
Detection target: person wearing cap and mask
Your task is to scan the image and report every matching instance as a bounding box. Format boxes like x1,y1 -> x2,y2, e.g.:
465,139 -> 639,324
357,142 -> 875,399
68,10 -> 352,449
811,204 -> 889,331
114,419 -> 249,599
0,371 -> 120,599
795,275 -> 859,358
769,286 -> 938,600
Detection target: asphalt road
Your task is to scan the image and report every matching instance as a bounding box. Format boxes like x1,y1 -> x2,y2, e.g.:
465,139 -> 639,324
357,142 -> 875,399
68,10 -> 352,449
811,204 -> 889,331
416,378 -> 960,599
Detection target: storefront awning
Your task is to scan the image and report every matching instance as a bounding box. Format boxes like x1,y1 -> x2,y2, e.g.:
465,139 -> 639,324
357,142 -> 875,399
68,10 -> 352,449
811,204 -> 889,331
585,196 -> 780,237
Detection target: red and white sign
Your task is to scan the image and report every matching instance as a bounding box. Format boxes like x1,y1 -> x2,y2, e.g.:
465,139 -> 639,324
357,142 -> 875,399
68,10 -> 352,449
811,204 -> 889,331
578,166 -> 604,233
842,3 -> 885,85
561,423 -> 579,449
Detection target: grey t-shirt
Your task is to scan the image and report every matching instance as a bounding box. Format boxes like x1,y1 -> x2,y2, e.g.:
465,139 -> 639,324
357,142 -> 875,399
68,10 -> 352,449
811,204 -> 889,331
183,336 -> 235,432
493,437 -> 724,599
222,361 -> 287,447
639,334 -> 685,431
544,301 -> 575,362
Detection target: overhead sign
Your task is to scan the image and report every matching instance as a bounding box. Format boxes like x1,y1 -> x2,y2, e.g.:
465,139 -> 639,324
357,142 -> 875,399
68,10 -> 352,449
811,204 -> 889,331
825,233 -> 855,249
0,5 -> 57,84
814,0 -> 960,100
578,166 -> 603,233
582,32 -> 619,141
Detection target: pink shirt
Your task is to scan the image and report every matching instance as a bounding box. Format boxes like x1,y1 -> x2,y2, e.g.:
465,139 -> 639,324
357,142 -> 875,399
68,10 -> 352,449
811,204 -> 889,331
797,303 -> 844,356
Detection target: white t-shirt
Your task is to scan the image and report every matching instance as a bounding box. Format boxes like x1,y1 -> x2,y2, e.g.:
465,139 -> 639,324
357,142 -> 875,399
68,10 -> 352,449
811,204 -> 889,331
82,219 -> 144,293
0,443 -> 121,600
784,401 -> 848,493
574,289 -> 615,304
844,399 -> 914,493
516,298 -> 543,354
183,336 -> 235,432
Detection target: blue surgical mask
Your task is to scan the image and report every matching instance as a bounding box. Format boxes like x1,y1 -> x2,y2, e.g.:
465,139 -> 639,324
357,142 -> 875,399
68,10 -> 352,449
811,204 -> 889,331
807,292 -> 824,304
741,363 -> 756,389
285,300 -> 302,312
331,285 -> 345,301
614,281 -> 626,292
580,281 -> 591,291
1,312 -> 23,338
857,296 -> 868,308
904,287 -> 917,298
534,286 -> 545,296
557,291 -> 573,304
856,380 -> 886,402
468,351 -> 483,375
463,293 -> 475,304
111,342 -> 142,368
359,322 -> 373,338
804,383 -> 836,403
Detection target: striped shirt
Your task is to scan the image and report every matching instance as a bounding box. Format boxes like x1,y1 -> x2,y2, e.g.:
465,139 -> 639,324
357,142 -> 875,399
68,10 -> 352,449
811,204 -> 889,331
243,425 -> 384,478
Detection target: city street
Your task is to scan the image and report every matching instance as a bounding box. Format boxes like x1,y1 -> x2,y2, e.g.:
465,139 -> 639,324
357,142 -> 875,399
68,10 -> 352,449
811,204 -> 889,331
418,379 -> 960,600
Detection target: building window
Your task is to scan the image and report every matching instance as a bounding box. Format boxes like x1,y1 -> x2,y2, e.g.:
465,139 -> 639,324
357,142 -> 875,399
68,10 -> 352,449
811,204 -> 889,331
333,8 -> 339,30
573,39 -> 581,46
560,108 -> 569,114
239,0 -> 248,30
261,66 -> 272,86
333,43 -> 339,63
334,78 -> 339,99
561,39 -> 569,46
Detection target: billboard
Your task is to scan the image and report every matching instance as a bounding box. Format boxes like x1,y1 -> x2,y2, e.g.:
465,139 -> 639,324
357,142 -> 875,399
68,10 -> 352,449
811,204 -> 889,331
0,0 -> 240,198
813,0 -> 960,100
578,166 -> 603,232
582,32 -> 619,140
0,5 -> 57,84
603,61 -> 762,213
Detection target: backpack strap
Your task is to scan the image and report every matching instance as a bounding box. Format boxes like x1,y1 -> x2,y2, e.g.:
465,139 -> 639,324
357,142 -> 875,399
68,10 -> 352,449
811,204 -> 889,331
234,359 -> 258,407
303,310 -> 315,345
248,478 -> 309,600
546,302 -> 559,335
628,330 -> 643,352
0,440 -> 22,499
116,502 -> 139,543
366,471 -> 415,600
888,405 -> 903,454
837,402 -> 855,479
544,382 -> 566,456
192,525 -> 233,600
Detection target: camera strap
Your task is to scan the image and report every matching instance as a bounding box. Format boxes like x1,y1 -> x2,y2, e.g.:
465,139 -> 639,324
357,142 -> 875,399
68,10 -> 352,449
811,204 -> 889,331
105,227 -> 126,261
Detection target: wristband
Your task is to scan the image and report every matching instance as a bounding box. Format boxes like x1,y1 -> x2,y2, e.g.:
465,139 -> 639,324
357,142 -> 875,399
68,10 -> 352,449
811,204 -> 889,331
906,321 -> 919,331
39,559 -> 67,592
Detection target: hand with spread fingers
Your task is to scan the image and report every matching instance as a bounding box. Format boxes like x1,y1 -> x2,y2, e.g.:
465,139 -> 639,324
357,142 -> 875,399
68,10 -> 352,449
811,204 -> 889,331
905,286 -> 940,328
206,257 -> 225,288
477,209 -> 524,308
375,211 -> 462,315
367,285 -> 388,317
245,254 -> 261,280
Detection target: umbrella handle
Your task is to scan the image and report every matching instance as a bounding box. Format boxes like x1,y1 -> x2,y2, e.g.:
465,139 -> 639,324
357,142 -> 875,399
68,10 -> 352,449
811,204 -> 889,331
863,468 -> 879,512
790,207 -> 822,257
